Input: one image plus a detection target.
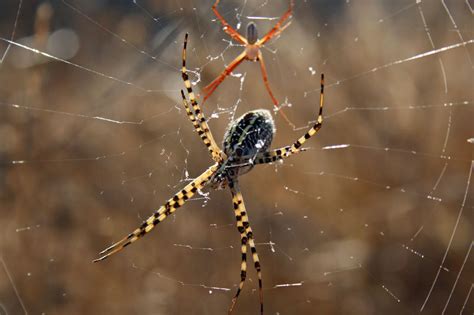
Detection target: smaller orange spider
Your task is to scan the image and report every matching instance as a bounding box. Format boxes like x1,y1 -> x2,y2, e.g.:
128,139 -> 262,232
204,0 -> 295,127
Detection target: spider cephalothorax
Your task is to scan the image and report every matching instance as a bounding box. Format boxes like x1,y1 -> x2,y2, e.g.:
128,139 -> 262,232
211,109 -> 275,189
95,33 -> 325,315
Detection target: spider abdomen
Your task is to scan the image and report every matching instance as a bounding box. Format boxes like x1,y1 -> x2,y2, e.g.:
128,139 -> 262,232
246,22 -> 258,45
223,109 -> 275,159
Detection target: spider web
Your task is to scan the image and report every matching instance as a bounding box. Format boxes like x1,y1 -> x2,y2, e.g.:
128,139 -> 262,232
0,0 -> 473,314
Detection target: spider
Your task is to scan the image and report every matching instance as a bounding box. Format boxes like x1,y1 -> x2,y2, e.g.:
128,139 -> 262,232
94,33 -> 325,315
204,0 -> 296,128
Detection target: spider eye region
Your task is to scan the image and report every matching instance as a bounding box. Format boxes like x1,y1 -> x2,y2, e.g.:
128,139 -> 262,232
246,22 -> 258,44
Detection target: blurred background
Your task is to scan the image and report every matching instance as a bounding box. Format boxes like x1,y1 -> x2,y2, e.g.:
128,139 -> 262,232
0,0 -> 473,314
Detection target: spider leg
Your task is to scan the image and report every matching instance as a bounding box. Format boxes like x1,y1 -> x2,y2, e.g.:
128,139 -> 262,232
202,51 -> 247,103
275,19 -> 292,38
182,34 -> 224,162
256,0 -> 294,46
253,73 -> 324,163
180,90 -> 224,161
230,182 -> 263,315
246,226 -> 263,315
212,0 -> 248,45
94,164 -> 219,262
236,146 -> 306,165
227,181 -> 248,315
257,50 -> 295,129
285,73 -> 324,155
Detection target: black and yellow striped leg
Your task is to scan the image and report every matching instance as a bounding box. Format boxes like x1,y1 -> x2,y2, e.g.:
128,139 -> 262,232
228,181 -> 248,314
180,90 -> 219,156
94,164 -> 219,262
252,73 -> 324,164
230,181 -> 264,315
284,73 -> 324,156
181,33 -> 223,162
245,225 -> 263,315
242,146 -> 307,165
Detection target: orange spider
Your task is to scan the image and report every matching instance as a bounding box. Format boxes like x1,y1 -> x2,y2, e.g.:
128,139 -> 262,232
205,0 -> 295,127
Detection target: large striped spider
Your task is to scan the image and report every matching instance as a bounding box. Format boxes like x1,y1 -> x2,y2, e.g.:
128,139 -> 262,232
205,0 -> 295,127
94,33 -> 325,315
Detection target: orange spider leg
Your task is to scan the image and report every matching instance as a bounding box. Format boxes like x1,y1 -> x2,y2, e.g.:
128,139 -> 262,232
203,51 -> 247,103
273,19 -> 293,39
212,0 -> 248,45
256,0 -> 294,46
257,50 -> 295,128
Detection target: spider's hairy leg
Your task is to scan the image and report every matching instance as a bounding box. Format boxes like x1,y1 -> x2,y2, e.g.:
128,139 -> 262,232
230,182 -> 263,315
257,50 -> 295,129
180,90 -> 222,160
256,0 -> 294,46
240,146 -> 307,165
287,73 -> 324,154
182,33 -> 223,162
202,51 -> 246,103
246,226 -> 263,314
93,164 -> 219,262
254,73 -> 324,163
234,147 -> 308,169
212,0 -> 248,45
227,181 -> 248,315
